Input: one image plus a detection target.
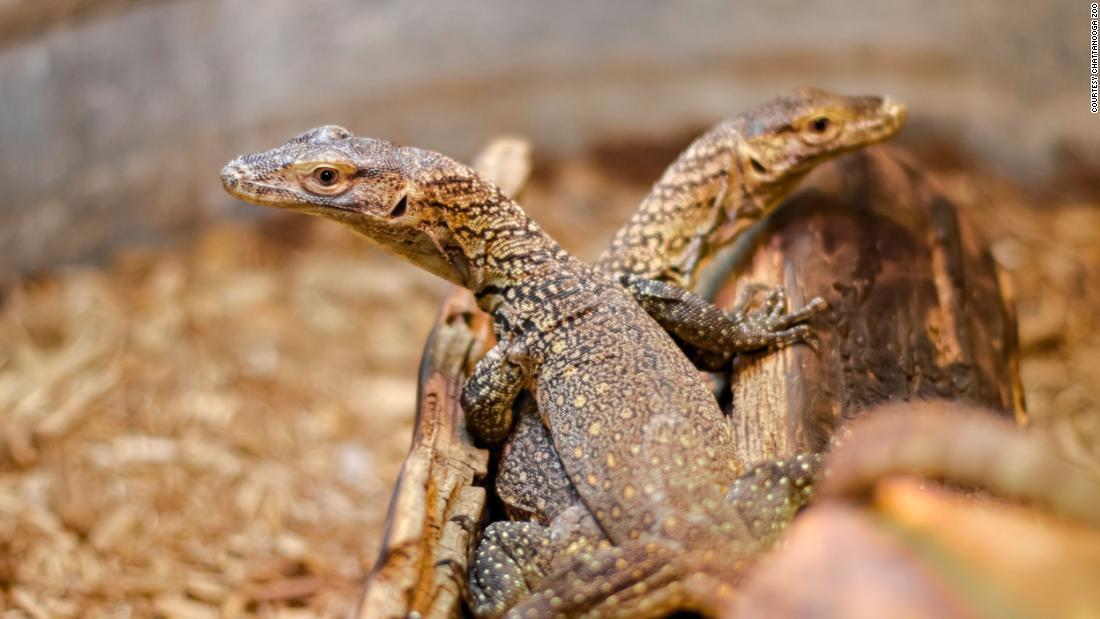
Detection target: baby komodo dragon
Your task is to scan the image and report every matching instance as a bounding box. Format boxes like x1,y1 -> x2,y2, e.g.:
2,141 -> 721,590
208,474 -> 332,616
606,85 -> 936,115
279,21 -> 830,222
221,127 -> 820,616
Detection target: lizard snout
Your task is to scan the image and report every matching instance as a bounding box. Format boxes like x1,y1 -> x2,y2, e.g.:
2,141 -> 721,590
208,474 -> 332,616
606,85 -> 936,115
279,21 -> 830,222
220,160 -> 245,191
880,97 -> 908,130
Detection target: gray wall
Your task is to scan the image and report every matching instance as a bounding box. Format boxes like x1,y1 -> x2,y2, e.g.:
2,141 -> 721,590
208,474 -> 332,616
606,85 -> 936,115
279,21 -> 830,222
0,0 -> 1091,276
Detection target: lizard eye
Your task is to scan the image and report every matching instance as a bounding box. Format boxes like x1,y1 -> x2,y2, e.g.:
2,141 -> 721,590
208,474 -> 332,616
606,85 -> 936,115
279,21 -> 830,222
799,114 -> 841,144
301,165 -> 352,195
314,167 -> 340,186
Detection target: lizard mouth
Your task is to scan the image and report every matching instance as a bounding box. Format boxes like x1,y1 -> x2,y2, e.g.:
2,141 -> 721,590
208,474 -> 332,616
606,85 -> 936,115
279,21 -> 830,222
883,98 -> 906,122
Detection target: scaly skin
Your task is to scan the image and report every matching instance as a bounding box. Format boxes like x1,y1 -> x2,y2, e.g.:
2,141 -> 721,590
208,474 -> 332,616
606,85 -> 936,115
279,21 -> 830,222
479,91 -> 911,615
220,91 -> 909,617
222,128 -> 772,616
507,403 -> 1100,618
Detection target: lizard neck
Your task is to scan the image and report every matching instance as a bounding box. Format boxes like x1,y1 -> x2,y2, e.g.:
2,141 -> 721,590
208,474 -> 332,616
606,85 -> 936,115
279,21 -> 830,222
408,149 -> 576,315
596,121 -> 747,285
478,263 -> 600,338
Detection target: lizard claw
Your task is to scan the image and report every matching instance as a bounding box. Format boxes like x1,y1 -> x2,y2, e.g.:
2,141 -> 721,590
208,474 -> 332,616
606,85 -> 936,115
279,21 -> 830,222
798,326 -> 821,354
436,556 -> 467,574
730,283 -> 772,321
766,294 -> 828,331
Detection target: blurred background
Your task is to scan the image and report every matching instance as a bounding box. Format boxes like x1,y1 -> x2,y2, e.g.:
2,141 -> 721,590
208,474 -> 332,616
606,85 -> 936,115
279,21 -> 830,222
0,1 -> 1096,617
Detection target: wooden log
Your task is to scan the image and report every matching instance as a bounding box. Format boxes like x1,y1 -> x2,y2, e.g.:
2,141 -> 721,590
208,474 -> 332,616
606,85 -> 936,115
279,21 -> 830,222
704,146 -> 1026,464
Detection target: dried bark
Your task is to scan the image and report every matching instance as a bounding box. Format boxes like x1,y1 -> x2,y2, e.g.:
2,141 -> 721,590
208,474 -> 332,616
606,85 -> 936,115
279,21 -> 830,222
359,291 -> 492,619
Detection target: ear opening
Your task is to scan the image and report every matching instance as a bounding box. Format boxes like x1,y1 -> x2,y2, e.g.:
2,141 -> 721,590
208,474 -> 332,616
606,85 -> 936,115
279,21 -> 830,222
389,195 -> 408,218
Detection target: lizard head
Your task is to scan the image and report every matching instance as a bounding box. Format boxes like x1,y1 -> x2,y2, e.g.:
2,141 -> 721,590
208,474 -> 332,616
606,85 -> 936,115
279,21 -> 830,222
221,126 -> 487,287
721,88 -> 906,235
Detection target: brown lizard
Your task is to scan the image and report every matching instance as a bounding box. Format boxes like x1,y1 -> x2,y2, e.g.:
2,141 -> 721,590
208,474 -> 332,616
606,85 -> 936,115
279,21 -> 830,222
600,88 -> 908,368
220,107 -> 1100,617
220,127 -> 839,616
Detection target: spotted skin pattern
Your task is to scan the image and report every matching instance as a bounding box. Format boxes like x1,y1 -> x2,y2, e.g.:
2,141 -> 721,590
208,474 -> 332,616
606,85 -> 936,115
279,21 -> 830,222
470,505 -> 607,614
599,90 -> 906,285
486,90 -> 907,616
599,89 -> 907,366
495,397 -> 582,525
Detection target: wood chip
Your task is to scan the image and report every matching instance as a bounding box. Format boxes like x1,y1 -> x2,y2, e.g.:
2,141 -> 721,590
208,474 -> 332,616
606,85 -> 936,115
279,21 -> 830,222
88,503 -> 141,551
153,594 -> 219,619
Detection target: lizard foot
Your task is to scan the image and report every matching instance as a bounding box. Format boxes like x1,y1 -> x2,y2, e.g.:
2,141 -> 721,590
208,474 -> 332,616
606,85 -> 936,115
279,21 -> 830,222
735,286 -> 827,351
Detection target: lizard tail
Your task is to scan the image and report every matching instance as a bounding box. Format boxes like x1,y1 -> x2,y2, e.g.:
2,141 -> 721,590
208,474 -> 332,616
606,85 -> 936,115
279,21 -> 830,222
818,400 -> 1100,529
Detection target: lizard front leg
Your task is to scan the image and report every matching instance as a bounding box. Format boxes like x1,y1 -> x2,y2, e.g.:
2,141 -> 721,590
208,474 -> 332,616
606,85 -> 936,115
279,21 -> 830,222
619,274 -> 826,370
461,338 -> 531,445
